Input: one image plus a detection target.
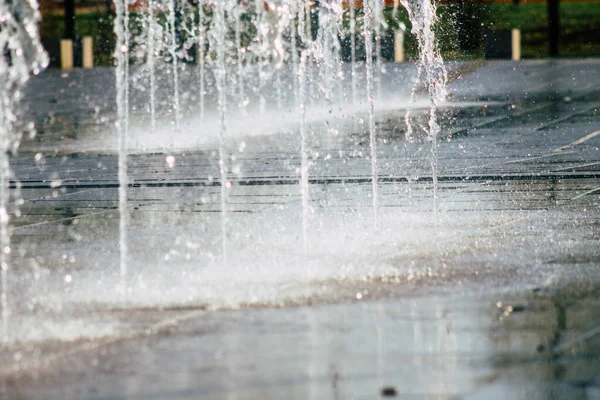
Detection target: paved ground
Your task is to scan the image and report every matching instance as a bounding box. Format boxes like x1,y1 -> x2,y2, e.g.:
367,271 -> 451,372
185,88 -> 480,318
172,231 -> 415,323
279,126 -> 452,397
1,60 -> 599,399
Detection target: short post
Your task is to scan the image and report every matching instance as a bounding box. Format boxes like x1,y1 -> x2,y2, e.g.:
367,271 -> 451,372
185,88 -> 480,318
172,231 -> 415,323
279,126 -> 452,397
60,39 -> 74,69
83,36 -> 94,68
394,29 -> 405,63
511,29 -> 521,61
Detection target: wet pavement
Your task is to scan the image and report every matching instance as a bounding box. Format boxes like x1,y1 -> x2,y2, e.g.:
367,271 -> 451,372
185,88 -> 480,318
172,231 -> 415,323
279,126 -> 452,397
1,60 -> 599,399
5,285 -> 600,399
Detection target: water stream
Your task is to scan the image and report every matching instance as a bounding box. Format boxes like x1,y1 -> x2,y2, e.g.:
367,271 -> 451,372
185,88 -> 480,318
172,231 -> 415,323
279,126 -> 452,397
364,0 -> 378,224
214,0 -> 229,265
106,0 -> 447,283
114,0 -> 129,299
0,0 -> 48,340
400,0 -> 448,214
0,0 -> 447,326
169,0 -> 181,133
147,0 -> 157,133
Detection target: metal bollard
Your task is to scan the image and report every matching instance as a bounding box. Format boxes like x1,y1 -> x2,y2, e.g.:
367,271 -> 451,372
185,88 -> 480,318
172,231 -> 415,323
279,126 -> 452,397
83,36 -> 94,68
394,28 -> 405,63
60,39 -> 73,69
512,29 -> 521,61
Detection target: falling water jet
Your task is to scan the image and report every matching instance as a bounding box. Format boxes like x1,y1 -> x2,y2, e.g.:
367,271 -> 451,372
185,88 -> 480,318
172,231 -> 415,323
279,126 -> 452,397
114,0 -> 129,300
198,0 -> 206,123
299,0 -> 317,107
364,0 -> 378,225
147,0 -> 157,133
296,0 -> 313,250
349,0 -> 357,106
276,65 -> 283,112
214,0 -> 229,265
274,4 -> 284,112
299,52 -> 310,252
169,0 -> 181,134
255,0 -> 267,114
374,0 -> 383,101
404,63 -> 422,141
290,0 -> 300,109
325,0 -> 344,108
297,0 -> 307,62
334,0 -> 344,109
0,0 -> 48,342
234,4 -> 245,108
103,0 -> 446,271
124,0 -> 130,145
316,2 -> 333,105
401,0 -> 447,218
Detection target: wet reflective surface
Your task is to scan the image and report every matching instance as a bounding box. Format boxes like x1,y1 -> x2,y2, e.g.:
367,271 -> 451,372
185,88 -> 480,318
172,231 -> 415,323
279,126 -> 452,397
4,288 -> 600,399
1,60 -> 599,398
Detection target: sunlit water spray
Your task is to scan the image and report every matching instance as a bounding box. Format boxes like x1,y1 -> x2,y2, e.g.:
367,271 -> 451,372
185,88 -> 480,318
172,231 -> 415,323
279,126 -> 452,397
349,0 -> 358,106
400,0 -> 448,215
214,0 -> 229,265
234,3 -> 245,108
106,0 -> 447,306
364,0 -> 378,225
198,0 -> 206,123
299,52 -> 310,251
147,0 -> 157,133
114,0 -> 129,299
169,0 -> 181,134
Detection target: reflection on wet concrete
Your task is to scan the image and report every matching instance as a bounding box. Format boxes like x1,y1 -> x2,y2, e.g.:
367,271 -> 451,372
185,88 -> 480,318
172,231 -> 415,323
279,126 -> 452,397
3,286 -> 600,399
484,286 -> 600,400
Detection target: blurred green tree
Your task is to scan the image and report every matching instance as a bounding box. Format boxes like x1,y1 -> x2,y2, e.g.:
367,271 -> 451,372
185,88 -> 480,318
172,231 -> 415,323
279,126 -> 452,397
451,0 -> 487,53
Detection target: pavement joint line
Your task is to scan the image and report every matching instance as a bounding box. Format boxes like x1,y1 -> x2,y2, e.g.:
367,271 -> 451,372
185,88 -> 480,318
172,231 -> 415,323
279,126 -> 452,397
554,326 -> 600,353
500,151 -> 576,166
10,173 -> 600,191
535,103 -> 600,132
449,90 -> 599,140
552,161 -> 600,172
571,186 -> 600,201
13,206 -> 135,231
452,148 -> 577,175
554,130 -> 600,153
14,188 -> 98,206
446,102 -> 551,139
526,74 -> 596,95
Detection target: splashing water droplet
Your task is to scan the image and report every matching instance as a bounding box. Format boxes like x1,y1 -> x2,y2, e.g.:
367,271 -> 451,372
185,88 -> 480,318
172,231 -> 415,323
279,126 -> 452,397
166,155 -> 175,168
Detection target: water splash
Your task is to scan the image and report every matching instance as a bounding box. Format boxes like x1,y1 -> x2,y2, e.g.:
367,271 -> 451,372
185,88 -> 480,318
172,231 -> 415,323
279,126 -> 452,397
349,0 -> 358,106
401,0 -> 448,214
114,0 -> 129,299
364,0 -> 378,225
198,0 -> 206,123
147,0 -> 157,133
234,3 -> 245,108
0,0 -> 48,340
299,52 -> 310,252
109,0 -> 447,289
213,0 -> 229,265
374,0 -> 383,100
401,0 -> 448,140
169,0 -> 181,133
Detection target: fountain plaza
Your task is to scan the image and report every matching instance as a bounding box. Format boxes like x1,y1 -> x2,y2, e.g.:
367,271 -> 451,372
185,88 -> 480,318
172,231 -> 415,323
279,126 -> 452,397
1,1 -> 600,398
